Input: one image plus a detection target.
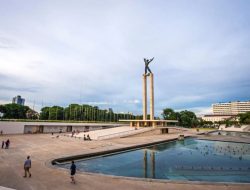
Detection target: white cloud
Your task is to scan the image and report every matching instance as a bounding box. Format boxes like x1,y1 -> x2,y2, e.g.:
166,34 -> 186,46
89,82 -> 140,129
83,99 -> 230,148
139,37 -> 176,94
164,95 -> 204,105
0,0 -> 250,115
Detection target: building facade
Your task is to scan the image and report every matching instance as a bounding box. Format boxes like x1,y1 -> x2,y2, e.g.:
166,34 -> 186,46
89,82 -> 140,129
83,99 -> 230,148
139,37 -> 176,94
12,95 -> 25,105
213,101 -> 250,115
202,114 -> 236,123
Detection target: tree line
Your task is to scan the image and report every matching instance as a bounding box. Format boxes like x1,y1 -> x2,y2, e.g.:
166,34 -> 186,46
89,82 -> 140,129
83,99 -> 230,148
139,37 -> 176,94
162,108 -> 250,127
39,104 -> 141,122
0,103 -> 142,122
1,103 -> 250,126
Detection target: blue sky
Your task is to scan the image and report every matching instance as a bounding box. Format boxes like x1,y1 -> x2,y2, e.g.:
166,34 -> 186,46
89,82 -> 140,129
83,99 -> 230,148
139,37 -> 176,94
0,0 -> 250,116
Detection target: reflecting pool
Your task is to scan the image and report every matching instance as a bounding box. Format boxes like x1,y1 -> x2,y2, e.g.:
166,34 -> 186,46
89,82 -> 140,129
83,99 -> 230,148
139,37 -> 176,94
59,138 -> 250,183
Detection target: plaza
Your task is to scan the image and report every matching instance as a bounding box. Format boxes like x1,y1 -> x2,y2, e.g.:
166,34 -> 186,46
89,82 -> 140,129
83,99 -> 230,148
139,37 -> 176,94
1,127 -> 250,190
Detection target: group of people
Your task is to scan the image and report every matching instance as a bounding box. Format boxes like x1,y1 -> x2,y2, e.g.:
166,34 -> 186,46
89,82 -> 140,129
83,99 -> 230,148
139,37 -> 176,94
83,134 -> 91,141
71,130 -> 80,137
1,139 -> 10,149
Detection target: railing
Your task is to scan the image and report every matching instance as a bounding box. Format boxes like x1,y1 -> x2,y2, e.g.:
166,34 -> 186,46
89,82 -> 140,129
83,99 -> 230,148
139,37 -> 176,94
97,127 -> 153,140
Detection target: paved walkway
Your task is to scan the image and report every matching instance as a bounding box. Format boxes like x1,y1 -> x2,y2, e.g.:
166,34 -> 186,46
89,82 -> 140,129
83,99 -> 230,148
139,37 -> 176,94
0,131 -> 249,190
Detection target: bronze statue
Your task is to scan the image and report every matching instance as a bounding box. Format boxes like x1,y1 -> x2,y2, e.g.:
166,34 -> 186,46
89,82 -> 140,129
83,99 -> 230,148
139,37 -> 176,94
144,57 -> 154,75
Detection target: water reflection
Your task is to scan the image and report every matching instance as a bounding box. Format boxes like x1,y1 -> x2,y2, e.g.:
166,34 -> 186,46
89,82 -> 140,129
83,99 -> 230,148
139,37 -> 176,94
150,151 -> 155,178
143,150 -> 156,178
143,150 -> 147,178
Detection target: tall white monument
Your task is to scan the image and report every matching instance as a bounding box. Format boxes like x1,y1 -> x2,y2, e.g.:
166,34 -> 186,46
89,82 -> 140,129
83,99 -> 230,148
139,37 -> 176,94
142,58 -> 154,121
120,57 -> 178,128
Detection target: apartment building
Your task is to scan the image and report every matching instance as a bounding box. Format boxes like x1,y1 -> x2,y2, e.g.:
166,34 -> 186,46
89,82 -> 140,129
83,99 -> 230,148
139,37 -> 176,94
213,101 -> 250,115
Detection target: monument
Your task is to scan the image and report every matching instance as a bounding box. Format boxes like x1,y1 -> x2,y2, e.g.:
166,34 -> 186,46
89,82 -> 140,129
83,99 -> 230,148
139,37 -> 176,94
143,57 -> 154,120
120,58 -> 178,128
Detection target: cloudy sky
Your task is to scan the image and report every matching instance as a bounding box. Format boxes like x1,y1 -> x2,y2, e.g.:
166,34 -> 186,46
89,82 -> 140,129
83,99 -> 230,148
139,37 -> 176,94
0,0 -> 250,116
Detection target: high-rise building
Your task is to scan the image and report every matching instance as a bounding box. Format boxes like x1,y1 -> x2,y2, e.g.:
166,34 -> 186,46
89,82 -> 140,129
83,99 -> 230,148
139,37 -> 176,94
12,95 -> 25,105
213,101 -> 250,115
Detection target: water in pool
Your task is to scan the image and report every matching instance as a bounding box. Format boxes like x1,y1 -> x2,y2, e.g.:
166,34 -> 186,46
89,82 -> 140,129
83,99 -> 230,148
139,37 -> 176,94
59,138 -> 250,183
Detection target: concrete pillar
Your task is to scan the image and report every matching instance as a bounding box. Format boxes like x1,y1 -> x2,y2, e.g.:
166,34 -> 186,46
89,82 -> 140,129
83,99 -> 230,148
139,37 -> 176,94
137,121 -> 140,128
149,73 -> 154,120
152,121 -> 156,128
143,74 -> 147,120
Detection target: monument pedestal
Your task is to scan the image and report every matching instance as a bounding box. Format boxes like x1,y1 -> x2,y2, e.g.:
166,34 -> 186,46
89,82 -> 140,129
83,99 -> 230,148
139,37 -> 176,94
149,73 -> 154,120
119,119 -> 178,128
143,74 -> 147,120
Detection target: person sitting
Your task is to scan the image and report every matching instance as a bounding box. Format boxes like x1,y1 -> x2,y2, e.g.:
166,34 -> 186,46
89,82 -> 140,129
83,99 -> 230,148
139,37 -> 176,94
87,134 -> 91,141
83,134 -> 87,141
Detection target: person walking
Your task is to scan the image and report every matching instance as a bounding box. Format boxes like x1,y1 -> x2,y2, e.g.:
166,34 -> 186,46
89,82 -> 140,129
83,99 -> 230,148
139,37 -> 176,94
70,161 -> 76,184
23,156 -> 32,178
5,139 -> 10,149
1,141 -> 4,149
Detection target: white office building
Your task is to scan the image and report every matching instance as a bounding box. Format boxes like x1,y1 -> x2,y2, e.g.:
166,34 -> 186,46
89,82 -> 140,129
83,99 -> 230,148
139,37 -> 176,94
213,101 -> 250,115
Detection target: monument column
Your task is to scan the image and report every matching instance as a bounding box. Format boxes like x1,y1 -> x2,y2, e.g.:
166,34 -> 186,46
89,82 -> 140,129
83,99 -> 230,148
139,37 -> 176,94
143,74 -> 147,120
149,73 -> 154,121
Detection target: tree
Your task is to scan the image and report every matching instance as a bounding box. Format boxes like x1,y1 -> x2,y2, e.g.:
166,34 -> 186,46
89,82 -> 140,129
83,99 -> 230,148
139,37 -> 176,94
0,103 -> 30,119
162,107 -> 198,128
48,106 -> 64,120
238,112 -> 250,124
40,107 -> 50,120
179,110 -> 197,128
162,108 -> 179,120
